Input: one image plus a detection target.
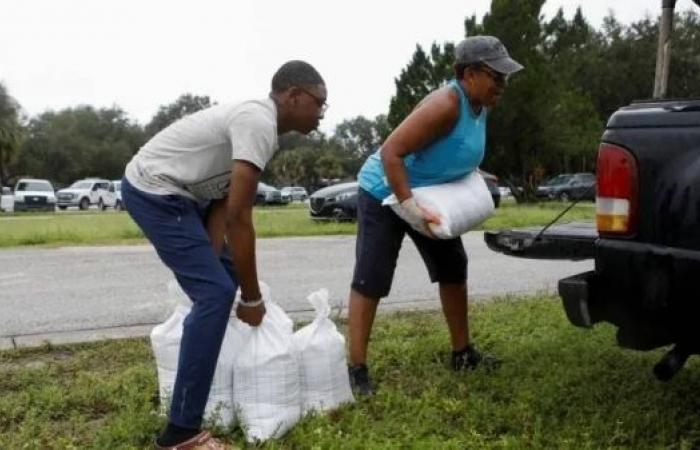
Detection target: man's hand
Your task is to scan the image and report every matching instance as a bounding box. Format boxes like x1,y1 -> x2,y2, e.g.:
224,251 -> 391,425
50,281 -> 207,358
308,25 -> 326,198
393,196 -> 441,238
236,302 -> 266,327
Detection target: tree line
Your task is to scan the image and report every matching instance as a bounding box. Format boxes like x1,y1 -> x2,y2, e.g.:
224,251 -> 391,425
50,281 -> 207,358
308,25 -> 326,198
0,0 -> 698,195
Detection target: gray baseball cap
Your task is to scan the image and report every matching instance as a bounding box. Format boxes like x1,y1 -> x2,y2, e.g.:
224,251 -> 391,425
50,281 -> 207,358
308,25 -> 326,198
455,35 -> 524,75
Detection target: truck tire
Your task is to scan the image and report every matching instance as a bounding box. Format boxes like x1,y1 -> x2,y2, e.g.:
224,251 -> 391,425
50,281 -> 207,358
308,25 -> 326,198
79,198 -> 90,210
98,199 -> 106,211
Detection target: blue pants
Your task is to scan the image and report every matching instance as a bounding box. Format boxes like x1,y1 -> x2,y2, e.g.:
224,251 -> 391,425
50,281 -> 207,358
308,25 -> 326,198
121,177 -> 237,429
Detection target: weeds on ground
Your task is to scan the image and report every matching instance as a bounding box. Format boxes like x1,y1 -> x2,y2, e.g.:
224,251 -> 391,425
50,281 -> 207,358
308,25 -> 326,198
2,295 -> 697,449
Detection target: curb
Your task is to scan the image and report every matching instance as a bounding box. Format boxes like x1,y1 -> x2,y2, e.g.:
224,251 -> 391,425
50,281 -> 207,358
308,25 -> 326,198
0,300 -> 449,351
3,324 -> 157,350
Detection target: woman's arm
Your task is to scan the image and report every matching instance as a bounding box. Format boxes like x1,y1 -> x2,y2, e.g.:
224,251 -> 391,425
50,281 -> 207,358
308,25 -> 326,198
381,87 -> 461,202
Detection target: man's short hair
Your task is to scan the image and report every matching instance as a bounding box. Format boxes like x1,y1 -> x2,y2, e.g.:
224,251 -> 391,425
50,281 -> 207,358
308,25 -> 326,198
271,60 -> 324,93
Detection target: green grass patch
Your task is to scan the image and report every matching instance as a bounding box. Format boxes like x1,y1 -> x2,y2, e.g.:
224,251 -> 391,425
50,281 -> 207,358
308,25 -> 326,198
250,205 -> 356,238
481,199 -> 595,230
0,201 -> 595,248
0,211 -> 145,248
1,295 -> 698,449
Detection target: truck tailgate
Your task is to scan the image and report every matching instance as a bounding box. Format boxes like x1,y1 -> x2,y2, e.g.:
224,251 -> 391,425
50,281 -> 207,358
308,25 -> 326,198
484,221 -> 597,260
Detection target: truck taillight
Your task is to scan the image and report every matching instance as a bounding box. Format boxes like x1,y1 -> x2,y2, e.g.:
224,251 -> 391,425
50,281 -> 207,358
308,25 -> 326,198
596,143 -> 639,235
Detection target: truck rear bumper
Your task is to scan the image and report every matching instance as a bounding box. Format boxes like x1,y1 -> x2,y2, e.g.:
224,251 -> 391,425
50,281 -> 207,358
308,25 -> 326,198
560,239 -> 700,350
596,238 -> 700,310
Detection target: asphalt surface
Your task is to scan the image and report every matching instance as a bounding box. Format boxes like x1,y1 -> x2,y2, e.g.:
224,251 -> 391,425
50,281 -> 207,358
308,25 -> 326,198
0,233 -> 592,349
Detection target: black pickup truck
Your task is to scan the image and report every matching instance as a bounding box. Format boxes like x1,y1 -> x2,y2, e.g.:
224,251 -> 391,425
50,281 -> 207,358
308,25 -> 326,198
485,0 -> 700,381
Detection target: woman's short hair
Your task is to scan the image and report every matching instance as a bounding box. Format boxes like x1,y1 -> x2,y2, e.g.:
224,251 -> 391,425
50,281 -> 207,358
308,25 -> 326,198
454,62 -> 485,79
271,60 -> 324,93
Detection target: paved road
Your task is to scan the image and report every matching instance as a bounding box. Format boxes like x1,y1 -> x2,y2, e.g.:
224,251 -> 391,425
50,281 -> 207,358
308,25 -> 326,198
0,233 -> 592,348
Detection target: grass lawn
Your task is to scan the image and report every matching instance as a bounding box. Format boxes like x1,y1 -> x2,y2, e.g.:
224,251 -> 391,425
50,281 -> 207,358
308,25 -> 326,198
1,295 -> 698,449
0,200 -> 595,248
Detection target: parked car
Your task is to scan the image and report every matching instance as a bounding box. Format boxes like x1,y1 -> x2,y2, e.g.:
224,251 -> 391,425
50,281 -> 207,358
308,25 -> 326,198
112,180 -> 124,211
56,178 -> 118,210
281,186 -> 308,202
309,181 -> 358,221
256,182 -> 288,205
536,172 -> 596,202
12,178 -> 56,212
478,169 -> 501,208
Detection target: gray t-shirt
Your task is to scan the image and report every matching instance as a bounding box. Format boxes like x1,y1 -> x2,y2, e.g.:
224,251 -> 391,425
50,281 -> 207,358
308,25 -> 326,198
125,98 -> 278,201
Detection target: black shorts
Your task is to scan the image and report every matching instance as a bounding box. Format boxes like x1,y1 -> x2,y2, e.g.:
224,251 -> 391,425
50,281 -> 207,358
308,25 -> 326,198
351,188 -> 468,299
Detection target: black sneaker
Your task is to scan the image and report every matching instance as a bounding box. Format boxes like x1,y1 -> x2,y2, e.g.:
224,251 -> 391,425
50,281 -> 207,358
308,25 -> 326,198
451,344 -> 502,372
348,364 -> 375,396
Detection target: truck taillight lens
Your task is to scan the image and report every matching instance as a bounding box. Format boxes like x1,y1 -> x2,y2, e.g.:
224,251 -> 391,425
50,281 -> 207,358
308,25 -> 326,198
596,143 -> 639,235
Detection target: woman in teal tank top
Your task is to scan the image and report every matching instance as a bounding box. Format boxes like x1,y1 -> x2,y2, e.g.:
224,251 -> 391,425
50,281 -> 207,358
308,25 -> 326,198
347,36 -> 524,396
358,78 -> 487,201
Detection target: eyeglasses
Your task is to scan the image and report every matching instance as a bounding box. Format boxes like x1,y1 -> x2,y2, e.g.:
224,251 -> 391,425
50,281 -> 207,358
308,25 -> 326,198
298,87 -> 329,114
480,66 -> 508,87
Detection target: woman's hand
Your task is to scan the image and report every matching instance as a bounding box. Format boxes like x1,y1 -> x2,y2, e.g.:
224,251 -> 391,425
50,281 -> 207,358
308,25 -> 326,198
396,197 -> 442,238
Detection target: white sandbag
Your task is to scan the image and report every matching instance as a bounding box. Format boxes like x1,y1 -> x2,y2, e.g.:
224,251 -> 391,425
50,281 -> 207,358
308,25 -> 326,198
150,279 -> 237,428
230,290 -> 300,443
383,170 -> 495,239
292,289 -> 354,415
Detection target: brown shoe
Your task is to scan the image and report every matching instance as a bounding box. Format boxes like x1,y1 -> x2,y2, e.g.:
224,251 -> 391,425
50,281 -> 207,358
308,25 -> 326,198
153,430 -> 233,450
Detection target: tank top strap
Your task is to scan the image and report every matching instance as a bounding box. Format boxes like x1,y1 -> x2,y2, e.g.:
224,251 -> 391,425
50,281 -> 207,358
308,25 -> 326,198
448,79 -> 467,108
448,78 -> 484,120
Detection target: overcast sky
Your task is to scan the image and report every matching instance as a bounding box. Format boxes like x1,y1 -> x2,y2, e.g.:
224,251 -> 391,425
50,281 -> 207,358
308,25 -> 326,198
2,0 -> 694,134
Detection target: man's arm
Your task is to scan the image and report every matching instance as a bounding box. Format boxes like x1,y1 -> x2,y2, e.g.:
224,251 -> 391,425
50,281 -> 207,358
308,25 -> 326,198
226,159 -> 265,326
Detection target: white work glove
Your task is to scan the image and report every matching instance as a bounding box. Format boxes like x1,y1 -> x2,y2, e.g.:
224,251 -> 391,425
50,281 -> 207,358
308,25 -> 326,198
390,197 -> 440,238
